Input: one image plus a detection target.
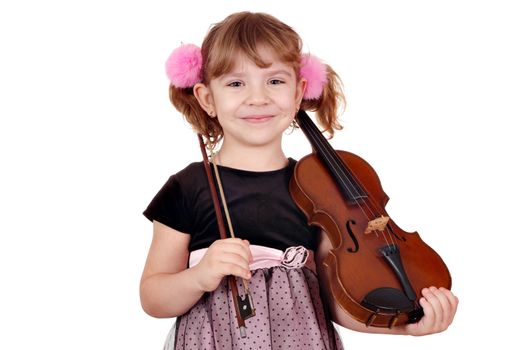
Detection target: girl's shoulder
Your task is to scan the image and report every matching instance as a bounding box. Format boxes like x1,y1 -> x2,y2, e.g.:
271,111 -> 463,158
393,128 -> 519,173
168,161 -> 207,186
143,163 -> 207,234
174,161 -> 205,177
151,162 -> 208,206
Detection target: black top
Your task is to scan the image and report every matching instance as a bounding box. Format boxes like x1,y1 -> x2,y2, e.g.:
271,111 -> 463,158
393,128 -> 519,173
143,158 -> 319,252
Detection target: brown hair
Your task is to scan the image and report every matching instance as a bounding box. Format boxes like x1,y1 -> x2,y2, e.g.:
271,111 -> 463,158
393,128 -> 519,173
169,11 -> 345,148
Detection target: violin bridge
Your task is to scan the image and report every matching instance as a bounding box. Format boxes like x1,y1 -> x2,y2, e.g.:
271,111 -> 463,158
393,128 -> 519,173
365,216 -> 390,234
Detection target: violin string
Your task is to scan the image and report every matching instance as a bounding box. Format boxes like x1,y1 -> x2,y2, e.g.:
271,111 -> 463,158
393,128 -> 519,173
299,115 -> 374,219
299,114 -> 387,222
299,113 -> 395,245
299,114 -> 376,220
317,121 -> 396,244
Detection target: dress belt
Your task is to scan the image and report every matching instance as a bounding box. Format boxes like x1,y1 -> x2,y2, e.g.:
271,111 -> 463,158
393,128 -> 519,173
189,245 -> 317,274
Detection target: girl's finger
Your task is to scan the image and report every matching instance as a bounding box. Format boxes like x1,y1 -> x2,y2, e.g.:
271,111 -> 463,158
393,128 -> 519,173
428,287 -> 447,325
218,252 -> 251,271
212,240 -> 252,265
422,287 -> 444,327
220,262 -> 251,280
439,287 -> 459,324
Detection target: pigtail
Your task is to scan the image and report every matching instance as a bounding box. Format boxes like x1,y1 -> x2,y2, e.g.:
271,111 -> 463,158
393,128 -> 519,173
169,85 -> 222,148
301,64 -> 346,138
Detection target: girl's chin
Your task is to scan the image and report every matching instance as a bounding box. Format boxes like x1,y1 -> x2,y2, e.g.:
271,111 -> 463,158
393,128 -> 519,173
239,134 -> 283,148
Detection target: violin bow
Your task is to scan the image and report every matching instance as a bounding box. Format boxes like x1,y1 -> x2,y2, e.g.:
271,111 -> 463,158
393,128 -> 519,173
198,135 -> 256,338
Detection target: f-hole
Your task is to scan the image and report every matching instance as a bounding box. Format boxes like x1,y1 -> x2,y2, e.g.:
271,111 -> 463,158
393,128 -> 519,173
346,220 -> 359,253
387,224 -> 406,242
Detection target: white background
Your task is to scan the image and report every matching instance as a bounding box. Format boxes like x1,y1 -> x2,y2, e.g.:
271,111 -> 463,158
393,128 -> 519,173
1,0 -> 523,348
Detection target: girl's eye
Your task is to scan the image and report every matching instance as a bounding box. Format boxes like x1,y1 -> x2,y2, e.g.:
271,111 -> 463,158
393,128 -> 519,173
227,81 -> 243,87
269,79 -> 285,85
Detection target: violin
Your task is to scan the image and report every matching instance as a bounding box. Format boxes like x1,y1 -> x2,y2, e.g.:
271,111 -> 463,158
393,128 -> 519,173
290,110 -> 451,328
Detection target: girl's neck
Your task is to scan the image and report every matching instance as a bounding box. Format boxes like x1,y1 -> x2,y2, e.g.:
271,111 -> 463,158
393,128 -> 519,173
214,142 -> 288,172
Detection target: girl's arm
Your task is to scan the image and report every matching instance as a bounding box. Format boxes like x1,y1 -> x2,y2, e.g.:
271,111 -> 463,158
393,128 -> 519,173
315,231 -> 458,336
140,220 -> 202,318
140,220 -> 253,318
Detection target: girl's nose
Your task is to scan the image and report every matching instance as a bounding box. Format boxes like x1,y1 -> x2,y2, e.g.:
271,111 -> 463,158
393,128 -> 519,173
245,85 -> 270,105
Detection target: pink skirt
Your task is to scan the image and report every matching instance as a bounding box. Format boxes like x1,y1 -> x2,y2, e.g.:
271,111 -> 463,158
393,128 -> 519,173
164,246 -> 344,350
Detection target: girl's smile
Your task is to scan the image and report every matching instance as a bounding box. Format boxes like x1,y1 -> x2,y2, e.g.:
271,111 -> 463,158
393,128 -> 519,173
241,115 -> 274,123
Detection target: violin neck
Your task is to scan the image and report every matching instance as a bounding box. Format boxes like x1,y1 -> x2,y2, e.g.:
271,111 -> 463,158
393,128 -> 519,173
296,110 -> 367,202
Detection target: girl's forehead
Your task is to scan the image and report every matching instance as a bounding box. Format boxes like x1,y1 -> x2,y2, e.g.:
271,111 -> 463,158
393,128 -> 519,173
231,56 -> 289,71
206,43 -> 299,82
229,46 -> 294,72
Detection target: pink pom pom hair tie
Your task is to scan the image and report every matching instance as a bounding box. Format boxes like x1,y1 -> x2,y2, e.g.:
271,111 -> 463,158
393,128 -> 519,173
300,54 -> 328,100
165,44 -> 328,100
165,44 -> 203,88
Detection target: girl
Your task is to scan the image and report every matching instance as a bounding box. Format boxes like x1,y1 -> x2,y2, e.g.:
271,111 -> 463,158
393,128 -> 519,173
141,11 -> 458,349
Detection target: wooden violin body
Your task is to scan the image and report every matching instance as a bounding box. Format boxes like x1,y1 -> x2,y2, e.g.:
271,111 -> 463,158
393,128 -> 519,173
290,111 -> 451,328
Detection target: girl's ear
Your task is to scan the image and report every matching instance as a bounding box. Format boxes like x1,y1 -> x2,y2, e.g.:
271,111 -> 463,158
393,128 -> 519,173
295,78 -> 307,109
193,83 -> 216,117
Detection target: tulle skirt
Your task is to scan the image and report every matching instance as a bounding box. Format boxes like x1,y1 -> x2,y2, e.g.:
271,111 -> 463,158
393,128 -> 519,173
163,264 -> 344,349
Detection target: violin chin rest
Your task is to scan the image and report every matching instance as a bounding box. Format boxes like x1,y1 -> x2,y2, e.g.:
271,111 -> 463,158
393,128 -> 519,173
361,287 -> 415,314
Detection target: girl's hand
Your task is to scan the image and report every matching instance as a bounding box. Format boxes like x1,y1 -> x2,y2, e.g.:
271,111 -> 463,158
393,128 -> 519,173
193,238 -> 253,292
402,286 -> 459,336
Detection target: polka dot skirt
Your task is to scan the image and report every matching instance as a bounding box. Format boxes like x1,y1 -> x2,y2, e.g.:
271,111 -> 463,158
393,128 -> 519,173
163,266 -> 344,349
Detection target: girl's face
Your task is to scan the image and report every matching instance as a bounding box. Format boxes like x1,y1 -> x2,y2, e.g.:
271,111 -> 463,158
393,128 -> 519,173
195,46 -> 306,150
